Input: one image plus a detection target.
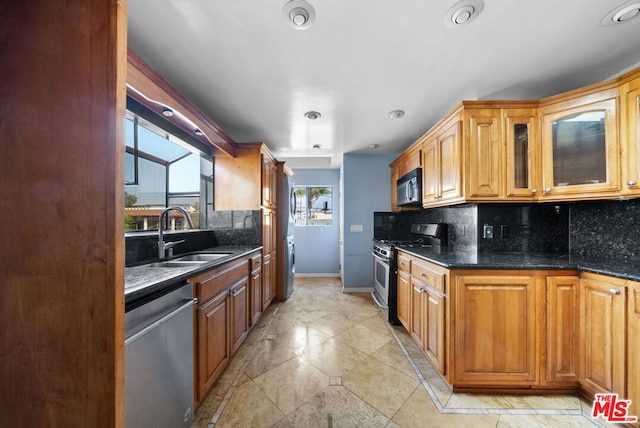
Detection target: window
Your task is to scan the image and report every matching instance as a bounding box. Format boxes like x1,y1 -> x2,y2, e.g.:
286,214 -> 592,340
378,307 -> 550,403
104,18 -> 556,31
124,109 -> 213,232
293,186 -> 333,226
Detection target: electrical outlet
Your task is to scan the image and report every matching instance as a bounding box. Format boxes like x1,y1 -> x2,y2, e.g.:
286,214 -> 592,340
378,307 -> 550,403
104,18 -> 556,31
500,225 -> 509,238
483,224 -> 494,239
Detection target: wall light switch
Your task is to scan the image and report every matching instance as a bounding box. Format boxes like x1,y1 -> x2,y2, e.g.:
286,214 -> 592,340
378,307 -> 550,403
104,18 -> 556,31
350,224 -> 364,232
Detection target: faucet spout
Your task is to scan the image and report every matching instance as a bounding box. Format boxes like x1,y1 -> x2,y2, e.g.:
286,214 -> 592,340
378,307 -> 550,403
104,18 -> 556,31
158,206 -> 194,259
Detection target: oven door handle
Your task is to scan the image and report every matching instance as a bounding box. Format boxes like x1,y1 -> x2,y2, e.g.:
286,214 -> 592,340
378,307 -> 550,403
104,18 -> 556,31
371,252 -> 389,263
371,291 -> 388,309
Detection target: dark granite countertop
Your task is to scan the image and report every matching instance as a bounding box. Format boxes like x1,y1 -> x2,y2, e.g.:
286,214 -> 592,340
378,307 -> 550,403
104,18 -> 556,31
125,245 -> 262,309
396,246 -> 640,282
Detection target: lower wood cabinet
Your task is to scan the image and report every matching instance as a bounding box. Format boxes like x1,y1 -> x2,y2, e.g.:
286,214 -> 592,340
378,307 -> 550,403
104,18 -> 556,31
396,251 -> 447,374
397,266 -> 411,330
579,272 -> 627,398
249,253 -> 262,327
628,280 -> 640,425
453,272 -> 539,385
229,278 -> 249,356
191,250 -> 262,408
546,275 -> 580,386
196,290 -> 229,405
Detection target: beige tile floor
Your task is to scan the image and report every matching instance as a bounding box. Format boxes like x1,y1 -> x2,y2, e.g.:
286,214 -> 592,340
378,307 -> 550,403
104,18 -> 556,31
191,277 -> 621,428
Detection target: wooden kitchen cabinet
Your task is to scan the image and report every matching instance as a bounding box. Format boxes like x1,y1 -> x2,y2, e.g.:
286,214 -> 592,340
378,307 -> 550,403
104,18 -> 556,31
398,251 -> 447,374
539,86 -> 620,201
416,102 -> 540,208
191,250 -> 260,407
620,71 -> 640,197
397,268 -> 411,330
452,272 -> 539,385
214,142 -> 277,210
421,118 -> 463,207
229,278 -> 249,355
546,275 -> 580,386
627,280 -> 640,425
579,272 -> 627,398
249,253 -> 262,327
196,289 -> 229,405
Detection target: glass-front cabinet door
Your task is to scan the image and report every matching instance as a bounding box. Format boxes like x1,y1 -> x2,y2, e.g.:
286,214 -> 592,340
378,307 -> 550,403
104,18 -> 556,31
504,109 -> 538,200
540,96 -> 620,200
623,81 -> 640,196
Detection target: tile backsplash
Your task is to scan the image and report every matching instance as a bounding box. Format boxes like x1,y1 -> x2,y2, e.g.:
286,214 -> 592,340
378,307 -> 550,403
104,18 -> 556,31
570,198 -> 640,262
385,198 -> 640,261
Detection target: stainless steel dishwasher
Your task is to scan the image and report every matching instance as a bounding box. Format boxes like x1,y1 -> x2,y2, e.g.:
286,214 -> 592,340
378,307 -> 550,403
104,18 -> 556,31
125,282 -> 196,428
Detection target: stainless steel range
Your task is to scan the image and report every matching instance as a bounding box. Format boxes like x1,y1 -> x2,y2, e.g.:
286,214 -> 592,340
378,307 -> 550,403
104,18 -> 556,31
372,223 -> 448,325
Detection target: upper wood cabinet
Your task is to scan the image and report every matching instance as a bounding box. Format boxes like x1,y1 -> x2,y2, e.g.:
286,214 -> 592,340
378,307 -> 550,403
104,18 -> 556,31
214,142 -> 277,210
539,86 -> 620,201
421,116 -> 463,207
417,102 -> 538,208
393,65 -> 640,206
620,70 -> 640,197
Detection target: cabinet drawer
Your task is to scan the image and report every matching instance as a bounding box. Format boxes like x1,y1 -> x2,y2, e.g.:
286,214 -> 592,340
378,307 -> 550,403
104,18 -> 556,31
193,258 -> 249,303
250,252 -> 262,271
411,260 -> 444,293
397,253 -> 411,272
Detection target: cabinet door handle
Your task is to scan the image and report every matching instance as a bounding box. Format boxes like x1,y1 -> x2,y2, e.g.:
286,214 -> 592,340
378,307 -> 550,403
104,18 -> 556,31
420,272 -> 426,277
413,286 -> 424,293
544,187 -> 552,193
530,188 -> 538,194
628,180 -> 637,186
253,274 -> 260,280
609,288 -> 621,295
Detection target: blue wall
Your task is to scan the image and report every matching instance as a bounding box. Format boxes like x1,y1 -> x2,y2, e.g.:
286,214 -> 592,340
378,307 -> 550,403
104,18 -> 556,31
292,169 -> 341,274
342,153 -> 399,290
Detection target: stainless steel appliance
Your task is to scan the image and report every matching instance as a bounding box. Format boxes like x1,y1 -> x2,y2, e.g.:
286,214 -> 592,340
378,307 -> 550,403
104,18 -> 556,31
283,173 -> 295,299
372,223 -> 448,325
396,168 -> 422,206
125,283 -> 196,428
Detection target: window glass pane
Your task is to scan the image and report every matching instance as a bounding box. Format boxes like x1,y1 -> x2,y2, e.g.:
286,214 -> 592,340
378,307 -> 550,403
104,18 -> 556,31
293,186 -> 333,226
513,123 -> 528,189
138,123 -> 190,162
126,157 -> 166,206
294,187 -> 307,225
125,117 -> 135,148
125,151 -> 135,185
169,154 -> 200,193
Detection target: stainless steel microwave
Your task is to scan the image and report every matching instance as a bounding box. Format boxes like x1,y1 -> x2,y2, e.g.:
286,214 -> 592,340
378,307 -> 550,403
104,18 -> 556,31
397,168 -> 422,206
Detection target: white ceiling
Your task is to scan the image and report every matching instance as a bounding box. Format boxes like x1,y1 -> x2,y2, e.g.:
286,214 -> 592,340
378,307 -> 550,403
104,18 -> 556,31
127,0 -> 640,169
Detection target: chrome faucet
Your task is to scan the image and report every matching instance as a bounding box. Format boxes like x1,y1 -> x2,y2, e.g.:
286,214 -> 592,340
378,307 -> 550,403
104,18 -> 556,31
158,206 -> 194,259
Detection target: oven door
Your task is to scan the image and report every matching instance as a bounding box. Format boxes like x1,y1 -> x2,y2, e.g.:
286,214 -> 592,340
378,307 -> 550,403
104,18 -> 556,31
371,253 -> 390,308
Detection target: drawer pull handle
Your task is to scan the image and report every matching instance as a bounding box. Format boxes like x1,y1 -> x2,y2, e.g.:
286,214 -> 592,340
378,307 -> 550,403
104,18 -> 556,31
628,180 -> 637,186
530,188 -> 538,194
420,273 -> 426,277
609,288 -> 621,295
413,286 -> 424,293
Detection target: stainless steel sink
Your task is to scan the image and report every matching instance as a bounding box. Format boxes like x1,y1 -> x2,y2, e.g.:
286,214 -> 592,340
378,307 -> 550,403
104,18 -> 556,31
173,253 -> 232,262
144,260 -> 207,268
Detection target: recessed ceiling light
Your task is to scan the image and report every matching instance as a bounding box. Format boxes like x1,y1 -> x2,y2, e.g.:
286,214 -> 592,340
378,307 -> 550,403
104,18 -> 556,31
601,1 -> 640,25
388,110 -> 405,120
162,107 -> 174,117
444,0 -> 484,28
194,129 -> 204,136
283,0 -> 316,30
305,111 -> 321,120
369,144 -> 380,150
312,144 -> 322,149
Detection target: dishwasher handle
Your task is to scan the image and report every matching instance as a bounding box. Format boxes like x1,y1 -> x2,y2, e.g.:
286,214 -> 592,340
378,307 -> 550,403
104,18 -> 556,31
125,298 -> 196,346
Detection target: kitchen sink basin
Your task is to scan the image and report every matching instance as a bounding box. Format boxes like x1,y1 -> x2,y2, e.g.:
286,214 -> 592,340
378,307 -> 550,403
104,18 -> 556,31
145,260 -> 207,268
174,253 -> 232,262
